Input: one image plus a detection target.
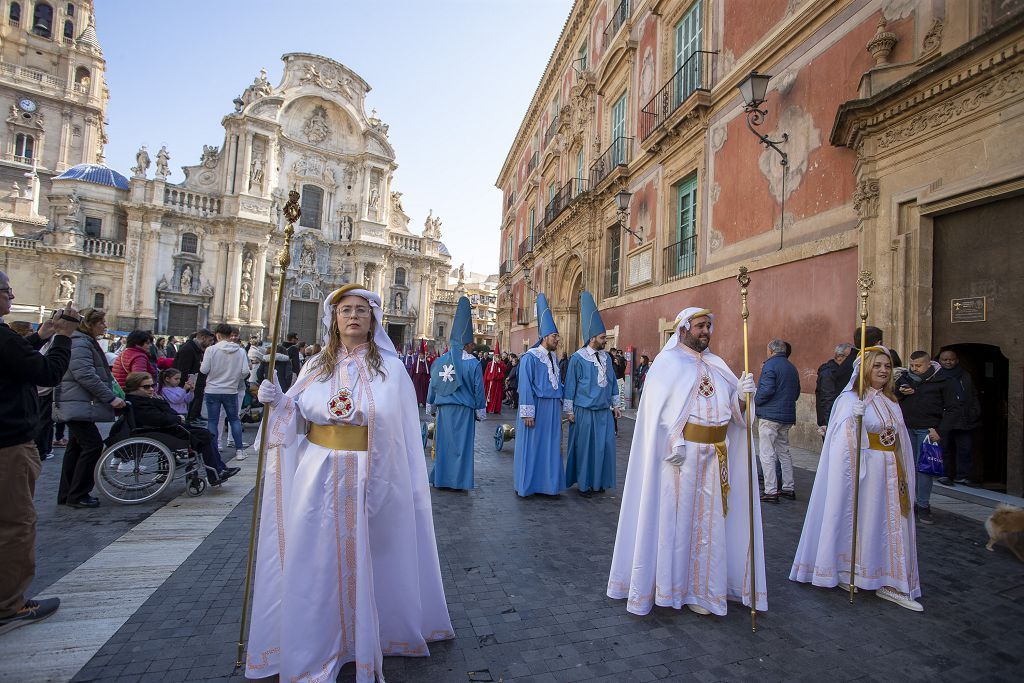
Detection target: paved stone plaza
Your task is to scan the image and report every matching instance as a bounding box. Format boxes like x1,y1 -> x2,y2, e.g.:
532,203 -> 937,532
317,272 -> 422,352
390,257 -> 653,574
5,409 -> 1023,683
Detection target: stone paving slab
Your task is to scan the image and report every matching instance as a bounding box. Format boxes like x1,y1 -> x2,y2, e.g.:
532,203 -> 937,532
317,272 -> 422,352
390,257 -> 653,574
19,408 -> 1024,682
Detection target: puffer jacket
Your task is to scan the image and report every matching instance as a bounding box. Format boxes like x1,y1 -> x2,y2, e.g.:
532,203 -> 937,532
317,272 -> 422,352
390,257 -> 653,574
54,331 -> 117,423
112,346 -> 157,388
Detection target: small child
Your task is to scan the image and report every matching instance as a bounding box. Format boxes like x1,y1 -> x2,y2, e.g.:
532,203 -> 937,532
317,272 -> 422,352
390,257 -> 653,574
158,368 -> 194,416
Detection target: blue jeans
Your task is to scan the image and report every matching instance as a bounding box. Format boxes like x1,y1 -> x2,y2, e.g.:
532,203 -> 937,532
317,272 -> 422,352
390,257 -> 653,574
909,428 -> 934,509
205,393 -> 243,450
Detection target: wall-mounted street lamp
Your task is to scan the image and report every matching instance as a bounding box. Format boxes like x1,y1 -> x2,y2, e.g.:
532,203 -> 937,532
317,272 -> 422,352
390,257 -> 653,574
737,70 -> 789,248
615,187 -> 644,243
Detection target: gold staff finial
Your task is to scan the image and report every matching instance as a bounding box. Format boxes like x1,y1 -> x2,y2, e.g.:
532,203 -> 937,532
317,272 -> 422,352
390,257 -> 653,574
849,269 -> 873,605
736,265 -> 758,633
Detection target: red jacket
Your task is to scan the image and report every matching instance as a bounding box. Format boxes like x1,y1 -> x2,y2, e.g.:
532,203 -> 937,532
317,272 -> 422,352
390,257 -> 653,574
113,346 -> 157,388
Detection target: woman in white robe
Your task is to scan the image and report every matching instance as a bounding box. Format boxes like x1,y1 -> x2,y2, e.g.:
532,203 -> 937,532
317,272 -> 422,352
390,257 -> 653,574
245,284 -> 453,683
790,346 -> 922,611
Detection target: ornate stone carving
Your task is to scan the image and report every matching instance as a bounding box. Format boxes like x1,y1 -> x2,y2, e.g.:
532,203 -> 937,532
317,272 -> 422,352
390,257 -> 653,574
757,105 -> 820,203
180,265 -> 193,293
155,146 -> 171,179
56,275 -> 75,301
708,227 -> 724,253
866,18 -> 898,66
200,145 -> 220,169
292,154 -> 326,178
391,191 -> 404,214
132,145 -> 150,178
921,18 -> 943,57
299,62 -> 353,98
303,105 -> 331,144
852,178 -> 881,220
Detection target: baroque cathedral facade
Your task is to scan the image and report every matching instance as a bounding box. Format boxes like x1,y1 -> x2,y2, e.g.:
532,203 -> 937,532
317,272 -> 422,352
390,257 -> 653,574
0,3 -> 455,348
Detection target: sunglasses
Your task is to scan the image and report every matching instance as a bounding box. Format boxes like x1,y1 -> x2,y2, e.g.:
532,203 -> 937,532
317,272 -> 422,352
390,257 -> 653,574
141,383 -> 155,389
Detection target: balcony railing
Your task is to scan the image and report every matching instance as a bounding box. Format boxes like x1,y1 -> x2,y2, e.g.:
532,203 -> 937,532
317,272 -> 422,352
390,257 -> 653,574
515,307 -> 531,325
603,0 -> 630,50
390,234 -> 422,253
526,151 -> 539,176
83,237 -> 126,258
164,188 -> 222,216
543,115 -> 559,149
435,288 -> 455,304
0,62 -> 66,91
0,236 -> 37,250
506,191 -> 515,211
517,236 -> 533,260
590,136 -> 633,189
499,260 -> 512,277
639,50 -> 716,141
544,177 -> 588,227
664,234 -> 698,282
4,153 -> 34,165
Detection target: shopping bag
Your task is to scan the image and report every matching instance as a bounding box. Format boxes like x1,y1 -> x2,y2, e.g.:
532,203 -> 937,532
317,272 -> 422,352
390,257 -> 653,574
917,435 -> 944,476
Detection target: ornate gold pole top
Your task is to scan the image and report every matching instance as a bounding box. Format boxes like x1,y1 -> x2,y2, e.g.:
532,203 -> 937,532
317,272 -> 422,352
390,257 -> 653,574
737,266 -> 751,320
857,270 -> 874,322
276,190 -> 302,269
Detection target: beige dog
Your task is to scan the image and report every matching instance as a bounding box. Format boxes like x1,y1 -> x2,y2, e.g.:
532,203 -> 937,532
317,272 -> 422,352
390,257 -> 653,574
985,504 -> 1024,563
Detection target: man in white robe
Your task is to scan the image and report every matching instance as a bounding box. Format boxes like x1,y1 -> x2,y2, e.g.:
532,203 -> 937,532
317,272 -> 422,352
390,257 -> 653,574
607,308 -> 767,616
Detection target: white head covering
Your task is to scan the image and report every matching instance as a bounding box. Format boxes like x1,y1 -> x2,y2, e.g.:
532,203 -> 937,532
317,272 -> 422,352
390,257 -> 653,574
841,345 -> 891,393
322,285 -> 399,360
660,307 -> 714,353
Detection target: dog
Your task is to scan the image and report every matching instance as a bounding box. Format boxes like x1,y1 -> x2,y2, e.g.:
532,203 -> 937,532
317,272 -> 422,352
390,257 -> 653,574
985,504 -> 1024,563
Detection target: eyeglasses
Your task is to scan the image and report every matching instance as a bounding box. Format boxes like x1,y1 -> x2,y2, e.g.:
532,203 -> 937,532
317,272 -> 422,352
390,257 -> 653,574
338,306 -> 371,318
0,287 -> 13,296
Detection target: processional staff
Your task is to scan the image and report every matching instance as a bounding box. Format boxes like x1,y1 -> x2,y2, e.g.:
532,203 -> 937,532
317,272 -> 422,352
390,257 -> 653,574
736,266 -> 758,633
234,190 -> 301,670
849,270 -> 874,604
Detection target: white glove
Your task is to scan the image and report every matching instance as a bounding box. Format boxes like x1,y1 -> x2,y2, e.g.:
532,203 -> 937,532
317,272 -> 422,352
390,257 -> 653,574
257,379 -> 283,407
852,400 -> 866,417
664,444 -> 686,467
737,372 -> 756,397
425,403 -> 435,416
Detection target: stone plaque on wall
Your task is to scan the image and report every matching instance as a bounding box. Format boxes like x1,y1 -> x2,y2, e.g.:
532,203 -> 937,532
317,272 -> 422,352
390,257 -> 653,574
627,247 -> 652,288
951,297 -> 986,323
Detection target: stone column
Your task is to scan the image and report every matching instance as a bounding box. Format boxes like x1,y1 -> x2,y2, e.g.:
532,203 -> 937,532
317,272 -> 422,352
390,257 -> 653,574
418,274 -> 429,338
249,244 -> 268,327
225,242 -> 243,324
137,217 -> 161,320
241,132 -> 254,194
58,110 -> 71,170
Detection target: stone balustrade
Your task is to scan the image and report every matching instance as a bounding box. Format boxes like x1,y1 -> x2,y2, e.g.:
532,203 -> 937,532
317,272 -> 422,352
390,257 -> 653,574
164,188 -> 222,216
389,234 -> 422,253
83,237 -> 125,257
0,235 -> 38,250
435,288 -> 455,303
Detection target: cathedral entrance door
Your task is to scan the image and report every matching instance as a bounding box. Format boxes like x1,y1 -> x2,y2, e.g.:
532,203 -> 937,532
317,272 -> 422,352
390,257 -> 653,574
387,324 -> 405,351
288,300 -> 319,345
167,303 -> 198,337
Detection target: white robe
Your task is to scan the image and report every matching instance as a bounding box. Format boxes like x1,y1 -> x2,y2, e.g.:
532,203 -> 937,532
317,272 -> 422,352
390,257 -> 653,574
608,343 -> 767,616
246,347 -> 453,682
790,388 -> 921,596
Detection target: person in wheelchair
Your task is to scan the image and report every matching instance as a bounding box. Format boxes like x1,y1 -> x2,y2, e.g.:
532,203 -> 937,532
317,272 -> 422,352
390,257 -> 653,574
117,372 -> 239,485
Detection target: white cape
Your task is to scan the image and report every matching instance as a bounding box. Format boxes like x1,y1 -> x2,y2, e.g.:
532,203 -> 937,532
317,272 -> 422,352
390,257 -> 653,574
607,344 -> 767,615
245,352 -> 453,682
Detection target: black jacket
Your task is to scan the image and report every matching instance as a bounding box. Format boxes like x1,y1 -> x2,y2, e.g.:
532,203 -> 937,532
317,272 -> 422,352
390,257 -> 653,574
895,367 -> 957,431
128,393 -> 182,430
612,355 -> 626,380
283,341 -> 302,377
172,338 -> 204,376
937,367 -> 982,431
0,325 -> 71,448
834,345 -> 904,401
815,359 -> 842,426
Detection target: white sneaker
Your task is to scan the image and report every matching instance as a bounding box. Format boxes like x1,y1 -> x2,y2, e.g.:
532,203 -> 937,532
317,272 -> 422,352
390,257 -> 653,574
687,603 -> 711,616
234,450 -> 248,461
875,586 -> 923,612
117,460 -> 148,474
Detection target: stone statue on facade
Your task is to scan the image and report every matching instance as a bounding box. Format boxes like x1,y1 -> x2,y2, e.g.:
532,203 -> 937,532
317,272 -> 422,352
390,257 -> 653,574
303,106 -> 331,144
391,191 -> 404,214
393,292 -> 403,312
423,209 -> 442,239
300,243 -> 316,271
56,276 -> 75,301
200,145 -> 220,169
243,252 -> 254,278
155,145 -> 171,179
250,155 -> 265,190
66,190 -> 84,228
180,265 -> 193,294
240,281 -> 251,312
368,187 -> 380,210
341,216 -> 353,241
132,145 -> 151,178
362,266 -> 373,291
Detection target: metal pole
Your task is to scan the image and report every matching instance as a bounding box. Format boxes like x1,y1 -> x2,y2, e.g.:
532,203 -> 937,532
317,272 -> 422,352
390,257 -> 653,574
737,266 -> 757,633
234,190 -> 300,670
849,271 -> 874,604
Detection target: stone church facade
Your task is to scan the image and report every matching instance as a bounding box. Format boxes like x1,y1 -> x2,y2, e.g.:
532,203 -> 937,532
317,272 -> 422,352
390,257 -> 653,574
0,5 -> 455,348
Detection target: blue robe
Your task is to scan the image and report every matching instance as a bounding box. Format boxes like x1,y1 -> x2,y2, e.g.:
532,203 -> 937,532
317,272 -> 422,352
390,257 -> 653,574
563,349 -> 619,492
427,351 -> 485,489
513,348 -> 565,496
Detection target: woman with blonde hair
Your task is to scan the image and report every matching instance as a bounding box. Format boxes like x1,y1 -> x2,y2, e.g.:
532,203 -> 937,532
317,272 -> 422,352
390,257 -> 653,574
790,346 -> 922,611
245,284 -> 452,683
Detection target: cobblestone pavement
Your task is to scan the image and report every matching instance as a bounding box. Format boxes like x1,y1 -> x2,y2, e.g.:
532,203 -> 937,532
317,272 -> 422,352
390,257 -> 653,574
24,408 -> 1024,682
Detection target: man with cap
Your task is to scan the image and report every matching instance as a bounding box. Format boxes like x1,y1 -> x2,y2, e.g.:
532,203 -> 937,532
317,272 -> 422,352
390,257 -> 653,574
563,291 -> 620,496
426,296 -> 485,490
607,308 -> 767,617
513,293 -> 565,497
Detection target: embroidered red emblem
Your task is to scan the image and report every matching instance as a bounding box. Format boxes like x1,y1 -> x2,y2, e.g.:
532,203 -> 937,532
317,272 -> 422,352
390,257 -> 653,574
328,387 -> 354,419
698,373 -> 716,398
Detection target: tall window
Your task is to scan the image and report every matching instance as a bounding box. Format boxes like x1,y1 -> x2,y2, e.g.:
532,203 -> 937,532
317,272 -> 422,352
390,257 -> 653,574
180,232 -> 198,253
611,93 -> 627,165
395,267 -> 406,285
577,39 -> 589,73
528,207 -> 535,243
547,182 -> 556,207
65,2 -> 73,15
575,149 -> 585,195
31,1 -> 52,37
506,234 -> 513,265
14,133 -> 34,160
84,216 -> 101,237
674,0 -> 704,105
92,292 -> 104,309
9,2 -> 21,24
607,226 -> 621,297
74,66 -> 90,86
673,174 -> 698,278
62,18 -> 71,38
299,184 -> 323,229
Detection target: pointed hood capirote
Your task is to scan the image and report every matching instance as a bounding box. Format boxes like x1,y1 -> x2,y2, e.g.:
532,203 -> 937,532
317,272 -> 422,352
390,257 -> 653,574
451,296 -> 474,349
579,291 -> 605,345
532,292 -> 558,348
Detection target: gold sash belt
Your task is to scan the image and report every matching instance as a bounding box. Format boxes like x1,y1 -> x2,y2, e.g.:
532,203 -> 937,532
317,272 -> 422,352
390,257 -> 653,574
683,422 -> 730,516
866,432 -> 910,519
306,424 -> 369,451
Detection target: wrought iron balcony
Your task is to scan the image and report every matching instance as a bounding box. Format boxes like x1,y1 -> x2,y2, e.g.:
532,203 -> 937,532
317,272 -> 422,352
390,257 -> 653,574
639,50 -> 716,141
543,115 -> 560,149
664,234 -> 698,281
517,236 -> 534,260
544,177 -> 588,227
526,151 -> 539,176
499,260 -> 511,277
603,0 -> 630,50
506,191 -> 515,211
590,136 -> 633,189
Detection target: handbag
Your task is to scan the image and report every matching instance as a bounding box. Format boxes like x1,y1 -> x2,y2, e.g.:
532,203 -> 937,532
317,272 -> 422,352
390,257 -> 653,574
917,435 -> 944,476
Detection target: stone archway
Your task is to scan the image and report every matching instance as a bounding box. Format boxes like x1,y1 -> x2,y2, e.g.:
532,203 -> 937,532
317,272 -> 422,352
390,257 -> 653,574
554,253 -> 584,352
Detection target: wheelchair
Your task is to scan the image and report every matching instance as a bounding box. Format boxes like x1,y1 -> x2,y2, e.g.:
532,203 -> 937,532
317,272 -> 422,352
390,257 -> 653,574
93,402 -> 216,505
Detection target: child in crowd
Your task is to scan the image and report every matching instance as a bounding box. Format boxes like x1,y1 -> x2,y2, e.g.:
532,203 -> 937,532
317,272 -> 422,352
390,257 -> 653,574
158,368 -> 194,417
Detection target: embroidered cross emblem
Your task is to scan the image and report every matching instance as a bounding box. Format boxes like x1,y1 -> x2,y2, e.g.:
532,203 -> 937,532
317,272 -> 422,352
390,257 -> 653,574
698,372 -> 716,397
328,387 -> 354,418
440,364 -> 455,382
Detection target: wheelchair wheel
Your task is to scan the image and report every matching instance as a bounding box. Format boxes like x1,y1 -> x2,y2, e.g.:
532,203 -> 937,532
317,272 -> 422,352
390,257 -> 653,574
186,476 -> 206,497
94,437 -> 176,504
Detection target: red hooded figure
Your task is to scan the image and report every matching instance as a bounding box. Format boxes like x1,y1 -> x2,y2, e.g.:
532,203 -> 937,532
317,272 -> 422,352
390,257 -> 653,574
483,341 -> 506,413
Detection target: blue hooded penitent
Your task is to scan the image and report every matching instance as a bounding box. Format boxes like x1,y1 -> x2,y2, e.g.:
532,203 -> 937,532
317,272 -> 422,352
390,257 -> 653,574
579,290 -> 605,345
532,292 -> 559,347
451,296 -> 474,349
432,296 -> 473,396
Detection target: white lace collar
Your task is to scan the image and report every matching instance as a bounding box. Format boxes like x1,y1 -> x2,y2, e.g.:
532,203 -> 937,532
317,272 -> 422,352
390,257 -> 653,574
527,346 -> 559,390
576,346 -> 608,387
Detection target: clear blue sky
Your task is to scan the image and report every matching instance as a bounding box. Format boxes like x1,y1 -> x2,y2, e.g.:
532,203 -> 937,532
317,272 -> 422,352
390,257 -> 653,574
94,0 -> 573,275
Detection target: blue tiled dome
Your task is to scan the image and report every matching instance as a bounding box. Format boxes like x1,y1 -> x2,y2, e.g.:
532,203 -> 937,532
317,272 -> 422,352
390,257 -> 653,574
438,242 -> 451,256
54,164 -> 130,190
